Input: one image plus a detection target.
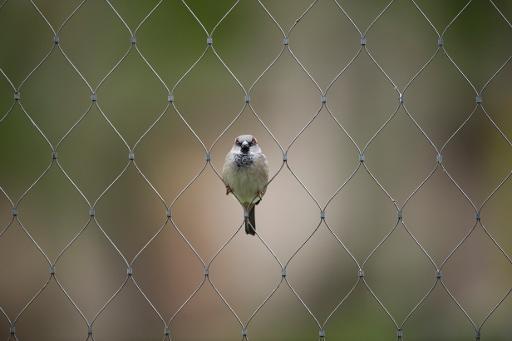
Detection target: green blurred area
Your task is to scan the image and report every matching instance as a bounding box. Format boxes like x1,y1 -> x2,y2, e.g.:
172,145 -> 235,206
0,0 -> 511,340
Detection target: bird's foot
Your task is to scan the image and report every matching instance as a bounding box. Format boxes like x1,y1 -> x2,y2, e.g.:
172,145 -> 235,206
255,191 -> 264,203
226,185 -> 232,195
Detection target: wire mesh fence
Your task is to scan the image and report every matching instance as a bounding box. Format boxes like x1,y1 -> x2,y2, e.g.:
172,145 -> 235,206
0,0 -> 511,340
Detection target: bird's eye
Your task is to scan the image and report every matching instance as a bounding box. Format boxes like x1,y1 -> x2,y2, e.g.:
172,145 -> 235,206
235,139 -> 241,146
251,137 -> 257,145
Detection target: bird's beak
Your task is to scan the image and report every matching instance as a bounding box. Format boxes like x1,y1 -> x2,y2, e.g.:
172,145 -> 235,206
241,141 -> 250,153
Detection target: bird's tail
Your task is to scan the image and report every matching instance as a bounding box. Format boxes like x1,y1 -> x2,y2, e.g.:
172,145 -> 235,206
244,206 -> 256,235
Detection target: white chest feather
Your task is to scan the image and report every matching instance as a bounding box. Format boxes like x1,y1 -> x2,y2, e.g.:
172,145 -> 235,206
222,152 -> 269,205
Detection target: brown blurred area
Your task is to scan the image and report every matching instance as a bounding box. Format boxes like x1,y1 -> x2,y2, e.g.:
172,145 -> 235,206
0,0 -> 511,340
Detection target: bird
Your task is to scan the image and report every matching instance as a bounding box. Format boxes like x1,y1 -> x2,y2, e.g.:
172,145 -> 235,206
222,135 -> 269,235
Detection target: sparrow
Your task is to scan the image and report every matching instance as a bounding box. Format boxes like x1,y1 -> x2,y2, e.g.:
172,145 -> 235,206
222,135 -> 269,235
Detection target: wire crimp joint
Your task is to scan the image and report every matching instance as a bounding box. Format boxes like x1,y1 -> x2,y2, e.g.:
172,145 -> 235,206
436,153 -> 443,163
397,329 -> 404,338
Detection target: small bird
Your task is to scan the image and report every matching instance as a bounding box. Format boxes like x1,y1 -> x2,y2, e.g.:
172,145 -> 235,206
222,135 -> 269,235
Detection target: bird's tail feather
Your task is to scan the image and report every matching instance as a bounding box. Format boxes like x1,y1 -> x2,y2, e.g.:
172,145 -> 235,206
245,206 -> 256,235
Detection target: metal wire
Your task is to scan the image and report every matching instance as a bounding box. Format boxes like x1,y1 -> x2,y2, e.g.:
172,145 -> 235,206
0,0 -> 511,340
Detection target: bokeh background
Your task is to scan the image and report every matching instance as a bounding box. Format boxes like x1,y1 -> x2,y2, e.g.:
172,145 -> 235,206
0,0 -> 511,340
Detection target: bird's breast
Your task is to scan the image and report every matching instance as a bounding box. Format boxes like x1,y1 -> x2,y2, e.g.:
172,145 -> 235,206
234,154 -> 253,168
224,153 -> 267,205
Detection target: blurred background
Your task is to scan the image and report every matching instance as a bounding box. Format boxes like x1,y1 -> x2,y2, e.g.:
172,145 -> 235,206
0,0 -> 511,340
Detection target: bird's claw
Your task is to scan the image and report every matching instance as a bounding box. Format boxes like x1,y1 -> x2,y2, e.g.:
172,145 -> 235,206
255,191 -> 264,204
226,185 -> 232,195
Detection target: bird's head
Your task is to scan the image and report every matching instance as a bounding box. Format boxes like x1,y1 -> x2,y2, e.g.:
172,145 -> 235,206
233,134 -> 261,154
